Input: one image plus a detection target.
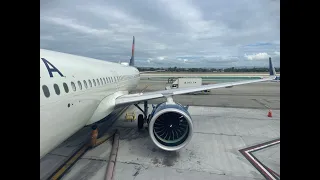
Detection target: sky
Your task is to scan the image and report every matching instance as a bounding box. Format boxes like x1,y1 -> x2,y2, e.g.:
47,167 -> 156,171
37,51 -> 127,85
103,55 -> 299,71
40,0 -> 280,68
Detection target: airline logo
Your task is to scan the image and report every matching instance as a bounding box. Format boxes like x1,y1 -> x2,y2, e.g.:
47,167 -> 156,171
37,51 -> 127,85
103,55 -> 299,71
41,58 -> 64,77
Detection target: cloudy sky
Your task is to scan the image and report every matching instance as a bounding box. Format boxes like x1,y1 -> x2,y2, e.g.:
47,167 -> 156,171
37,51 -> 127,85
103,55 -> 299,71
40,0 -> 280,68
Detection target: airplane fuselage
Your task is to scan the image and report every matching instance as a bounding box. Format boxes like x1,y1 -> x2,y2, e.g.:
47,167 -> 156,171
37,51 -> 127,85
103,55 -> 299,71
40,49 -> 140,159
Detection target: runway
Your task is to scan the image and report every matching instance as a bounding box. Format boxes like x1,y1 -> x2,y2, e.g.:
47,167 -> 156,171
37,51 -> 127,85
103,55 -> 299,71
40,77 -> 280,180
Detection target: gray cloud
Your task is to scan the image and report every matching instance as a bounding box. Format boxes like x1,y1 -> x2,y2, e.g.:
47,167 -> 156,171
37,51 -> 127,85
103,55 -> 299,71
40,0 -> 280,68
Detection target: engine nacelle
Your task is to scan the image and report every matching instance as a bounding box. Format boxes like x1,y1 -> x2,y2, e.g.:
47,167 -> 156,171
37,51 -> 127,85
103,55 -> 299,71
148,102 -> 193,151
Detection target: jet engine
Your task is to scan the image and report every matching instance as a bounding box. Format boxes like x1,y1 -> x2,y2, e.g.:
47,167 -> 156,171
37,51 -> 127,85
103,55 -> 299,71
148,101 -> 193,151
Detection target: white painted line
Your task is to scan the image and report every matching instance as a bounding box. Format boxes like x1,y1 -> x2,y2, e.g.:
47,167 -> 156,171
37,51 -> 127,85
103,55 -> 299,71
243,140 -> 280,180
246,140 -> 280,153
245,151 -> 276,180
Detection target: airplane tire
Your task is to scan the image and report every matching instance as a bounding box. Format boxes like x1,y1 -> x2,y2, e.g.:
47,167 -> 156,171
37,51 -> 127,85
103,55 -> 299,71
138,114 -> 144,129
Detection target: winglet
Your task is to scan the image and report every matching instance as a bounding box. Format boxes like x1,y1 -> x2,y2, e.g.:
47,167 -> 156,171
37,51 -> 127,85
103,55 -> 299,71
129,36 -> 135,66
269,57 -> 276,77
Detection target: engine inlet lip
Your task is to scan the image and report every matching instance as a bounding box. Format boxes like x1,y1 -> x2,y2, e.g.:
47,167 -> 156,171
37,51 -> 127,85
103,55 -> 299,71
149,108 -> 193,151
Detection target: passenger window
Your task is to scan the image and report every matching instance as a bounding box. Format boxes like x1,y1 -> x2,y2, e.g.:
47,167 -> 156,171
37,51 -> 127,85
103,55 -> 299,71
93,79 -> 96,86
108,77 -> 110,83
88,80 -> 92,87
103,78 -> 106,84
78,81 -> 82,90
100,78 -> 103,85
63,83 -> 69,93
83,80 -> 88,89
97,79 -> 100,86
42,85 -> 50,98
54,84 -> 60,95
53,84 -> 60,95
106,77 -> 109,83
71,82 -> 76,91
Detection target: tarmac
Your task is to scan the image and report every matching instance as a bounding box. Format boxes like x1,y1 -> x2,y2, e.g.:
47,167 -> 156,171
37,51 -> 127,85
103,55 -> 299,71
40,77 -> 280,180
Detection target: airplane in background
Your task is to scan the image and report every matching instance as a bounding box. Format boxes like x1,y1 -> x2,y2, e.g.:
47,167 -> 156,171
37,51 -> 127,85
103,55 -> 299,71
40,36 -> 277,159
271,75 -> 280,82
268,57 -> 280,82
272,75 -> 280,82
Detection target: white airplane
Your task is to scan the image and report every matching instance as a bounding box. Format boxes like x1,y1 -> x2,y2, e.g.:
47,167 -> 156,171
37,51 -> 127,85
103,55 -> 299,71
40,36 -> 277,159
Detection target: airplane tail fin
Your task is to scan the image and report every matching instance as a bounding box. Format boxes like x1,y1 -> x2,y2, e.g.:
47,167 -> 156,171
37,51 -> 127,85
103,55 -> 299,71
269,57 -> 276,77
129,36 -> 135,66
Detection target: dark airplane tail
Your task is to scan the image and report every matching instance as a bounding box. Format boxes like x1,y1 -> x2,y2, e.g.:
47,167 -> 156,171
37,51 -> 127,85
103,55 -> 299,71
269,57 -> 276,76
129,36 -> 135,66
128,36 -> 166,73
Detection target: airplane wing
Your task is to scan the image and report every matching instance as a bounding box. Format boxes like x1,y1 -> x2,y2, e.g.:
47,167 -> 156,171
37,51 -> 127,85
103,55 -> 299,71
140,70 -> 165,74
115,76 -> 274,105
115,58 -> 277,106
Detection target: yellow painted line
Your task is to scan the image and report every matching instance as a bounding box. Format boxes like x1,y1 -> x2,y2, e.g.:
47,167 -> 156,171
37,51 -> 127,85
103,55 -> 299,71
50,144 -> 90,180
95,133 -> 114,147
49,133 -> 115,180
49,107 -> 129,180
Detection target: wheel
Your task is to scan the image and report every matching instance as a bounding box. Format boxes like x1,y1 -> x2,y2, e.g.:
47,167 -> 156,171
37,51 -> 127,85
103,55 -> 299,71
138,114 -> 144,129
92,124 -> 97,130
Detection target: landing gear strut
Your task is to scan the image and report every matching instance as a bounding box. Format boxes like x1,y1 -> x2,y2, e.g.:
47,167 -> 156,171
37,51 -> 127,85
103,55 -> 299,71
134,101 -> 148,129
137,114 -> 144,129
